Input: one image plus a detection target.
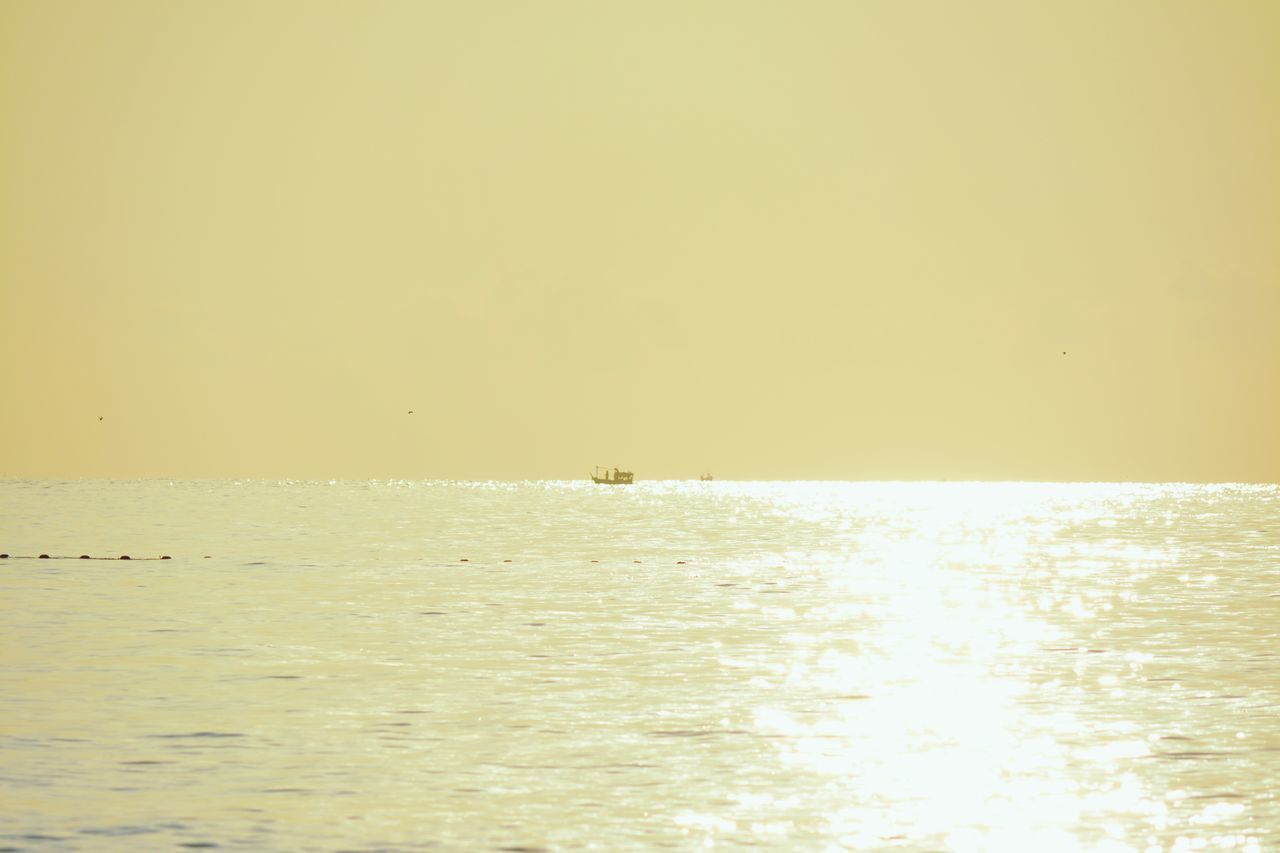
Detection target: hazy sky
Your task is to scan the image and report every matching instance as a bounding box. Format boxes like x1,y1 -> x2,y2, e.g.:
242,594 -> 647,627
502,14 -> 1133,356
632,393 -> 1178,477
2,1 -> 1276,481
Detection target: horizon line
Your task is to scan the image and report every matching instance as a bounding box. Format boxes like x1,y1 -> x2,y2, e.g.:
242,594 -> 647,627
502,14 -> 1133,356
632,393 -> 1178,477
1,476 -> 1277,487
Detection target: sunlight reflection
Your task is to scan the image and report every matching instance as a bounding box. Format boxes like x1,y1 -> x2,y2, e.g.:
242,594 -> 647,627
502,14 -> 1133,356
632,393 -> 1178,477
738,483 -> 1192,849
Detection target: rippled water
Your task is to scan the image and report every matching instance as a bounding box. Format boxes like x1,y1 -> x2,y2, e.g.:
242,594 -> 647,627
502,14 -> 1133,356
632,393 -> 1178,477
2,480 -> 1278,850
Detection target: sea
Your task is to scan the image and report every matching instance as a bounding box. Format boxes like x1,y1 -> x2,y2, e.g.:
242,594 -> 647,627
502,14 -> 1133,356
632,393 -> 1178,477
1,480 -> 1278,851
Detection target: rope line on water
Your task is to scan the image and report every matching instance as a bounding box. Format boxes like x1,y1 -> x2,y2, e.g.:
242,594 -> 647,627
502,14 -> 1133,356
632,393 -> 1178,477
0,554 -> 709,565
0,554 -> 171,560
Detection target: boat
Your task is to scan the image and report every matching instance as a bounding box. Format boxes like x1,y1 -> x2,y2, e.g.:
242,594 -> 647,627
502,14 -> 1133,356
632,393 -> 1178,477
700,473 -> 714,481
591,465 -> 634,485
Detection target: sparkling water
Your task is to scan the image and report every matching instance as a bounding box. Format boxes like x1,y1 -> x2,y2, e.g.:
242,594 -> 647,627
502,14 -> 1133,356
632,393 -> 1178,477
2,480 -> 1277,850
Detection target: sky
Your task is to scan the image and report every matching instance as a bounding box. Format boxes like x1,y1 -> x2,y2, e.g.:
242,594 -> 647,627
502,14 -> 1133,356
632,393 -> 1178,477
1,0 -> 1276,482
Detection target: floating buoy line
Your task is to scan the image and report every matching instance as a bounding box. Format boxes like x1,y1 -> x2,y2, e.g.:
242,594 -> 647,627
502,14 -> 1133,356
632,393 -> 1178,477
1,554 -> 709,565
0,553 -> 171,560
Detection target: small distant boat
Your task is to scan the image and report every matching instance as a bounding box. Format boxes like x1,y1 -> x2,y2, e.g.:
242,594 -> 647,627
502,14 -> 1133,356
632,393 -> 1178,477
591,466 -> 634,485
700,473 -> 714,481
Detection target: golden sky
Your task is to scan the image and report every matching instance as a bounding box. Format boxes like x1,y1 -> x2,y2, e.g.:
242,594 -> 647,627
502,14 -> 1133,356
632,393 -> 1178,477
2,1 -> 1276,481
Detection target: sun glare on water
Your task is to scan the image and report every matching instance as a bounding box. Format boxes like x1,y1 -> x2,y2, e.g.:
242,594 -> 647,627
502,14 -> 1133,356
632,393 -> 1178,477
667,483 -> 1264,851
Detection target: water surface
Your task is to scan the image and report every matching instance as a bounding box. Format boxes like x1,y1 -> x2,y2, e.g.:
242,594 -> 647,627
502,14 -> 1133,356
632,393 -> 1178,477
2,480 -> 1277,850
